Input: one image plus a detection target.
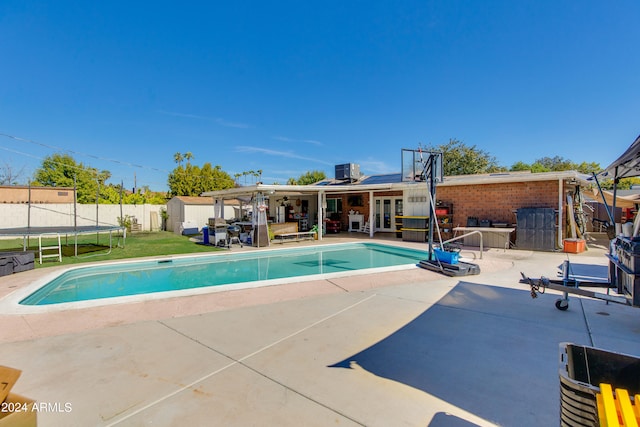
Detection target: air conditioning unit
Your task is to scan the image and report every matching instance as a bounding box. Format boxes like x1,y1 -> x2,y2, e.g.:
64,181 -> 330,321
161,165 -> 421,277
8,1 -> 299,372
335,163 -> 360,181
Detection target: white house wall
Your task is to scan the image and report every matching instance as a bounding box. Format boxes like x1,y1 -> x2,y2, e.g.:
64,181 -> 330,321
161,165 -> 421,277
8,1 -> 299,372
166,203 -> 236,232
0,204 -> 165,232
403,188 -> 430,216
183,205 -> 216,230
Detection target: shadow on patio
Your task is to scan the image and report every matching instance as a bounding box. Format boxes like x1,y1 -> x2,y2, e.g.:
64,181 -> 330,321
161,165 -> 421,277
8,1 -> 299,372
329,281 -> 592,426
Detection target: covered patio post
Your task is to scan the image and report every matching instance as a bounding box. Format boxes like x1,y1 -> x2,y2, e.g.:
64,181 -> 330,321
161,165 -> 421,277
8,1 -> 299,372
317,191 -> 324,240
369,190 -> 374,237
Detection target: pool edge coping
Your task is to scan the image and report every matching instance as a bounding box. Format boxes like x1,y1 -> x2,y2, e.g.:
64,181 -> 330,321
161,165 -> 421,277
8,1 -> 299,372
1,241 -> 430,314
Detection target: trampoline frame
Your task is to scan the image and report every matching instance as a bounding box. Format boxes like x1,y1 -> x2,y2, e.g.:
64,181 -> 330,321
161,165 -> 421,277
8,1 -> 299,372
0,225 -> 127,259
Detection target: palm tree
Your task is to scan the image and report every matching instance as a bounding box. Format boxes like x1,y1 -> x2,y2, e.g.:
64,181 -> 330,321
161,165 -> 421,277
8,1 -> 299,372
184,152 -> 194,166
173,152 -> 184,165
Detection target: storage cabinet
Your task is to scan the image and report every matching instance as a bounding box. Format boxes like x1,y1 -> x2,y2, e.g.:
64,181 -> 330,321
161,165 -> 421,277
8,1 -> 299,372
395,199 -> 403,238
435,202 -> 453,240
397,202 -> 453,243
325,220 -> 341,233
395,217 -> 403,238
397,216 -> 429,242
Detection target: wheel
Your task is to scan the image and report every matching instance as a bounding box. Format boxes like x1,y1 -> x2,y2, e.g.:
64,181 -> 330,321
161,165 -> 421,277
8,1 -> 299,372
555,298 -> 569,311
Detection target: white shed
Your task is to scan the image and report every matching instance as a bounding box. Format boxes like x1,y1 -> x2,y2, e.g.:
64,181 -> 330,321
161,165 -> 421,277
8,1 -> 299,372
166,196 -> 245,232
166,196 -> 213,232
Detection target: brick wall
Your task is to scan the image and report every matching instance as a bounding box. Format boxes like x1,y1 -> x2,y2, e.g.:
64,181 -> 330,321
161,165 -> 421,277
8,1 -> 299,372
327,194 -> 369,231
327,182 -> 561,231
329,191 -> 403,231
437,181 -> 559,228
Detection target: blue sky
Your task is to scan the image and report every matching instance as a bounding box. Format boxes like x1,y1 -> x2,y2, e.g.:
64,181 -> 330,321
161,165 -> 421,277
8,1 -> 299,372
1,1 -> 639,192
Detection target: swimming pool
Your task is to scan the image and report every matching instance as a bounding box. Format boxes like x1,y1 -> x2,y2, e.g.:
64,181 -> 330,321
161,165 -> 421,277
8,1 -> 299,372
19,243 -> 428,306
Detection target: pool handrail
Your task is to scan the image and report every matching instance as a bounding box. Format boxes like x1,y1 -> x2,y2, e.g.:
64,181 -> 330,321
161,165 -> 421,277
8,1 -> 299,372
440,230 -> 483,259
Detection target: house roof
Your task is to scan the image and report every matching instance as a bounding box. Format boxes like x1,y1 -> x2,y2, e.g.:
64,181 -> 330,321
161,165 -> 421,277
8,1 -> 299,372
438,170 -> 591,186
170,196 -> 245,205
170,196 -> 215,205
202,170 -> 591,199
315,170 -> 590,187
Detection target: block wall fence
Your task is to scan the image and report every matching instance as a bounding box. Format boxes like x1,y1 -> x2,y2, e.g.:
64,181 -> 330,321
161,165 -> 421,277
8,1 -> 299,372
0,203 -> 165,232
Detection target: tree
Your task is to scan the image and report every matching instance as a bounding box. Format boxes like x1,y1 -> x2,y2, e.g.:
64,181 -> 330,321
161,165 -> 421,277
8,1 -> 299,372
184,152 -> 193,165
510,157 -> 602,175
167,153 -> 234,196
533,156 -> 574,172
98,185 -> 122,204
0,161 -> 25,185
427,139 -> 502,175
600,177 -> 640,190
574,161 -> 601,175
509,161 -> 532,172
530,162 -> 550,173
90,181 -> 166,205
295,170 -> 326,185
32,153 -> 110,203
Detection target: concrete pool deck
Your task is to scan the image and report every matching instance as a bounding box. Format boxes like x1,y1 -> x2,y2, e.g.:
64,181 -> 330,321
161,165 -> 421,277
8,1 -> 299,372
1,234 -> 640,426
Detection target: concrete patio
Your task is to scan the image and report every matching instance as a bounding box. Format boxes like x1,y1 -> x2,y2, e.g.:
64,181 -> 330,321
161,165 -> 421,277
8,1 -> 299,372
1,234 -> 639,426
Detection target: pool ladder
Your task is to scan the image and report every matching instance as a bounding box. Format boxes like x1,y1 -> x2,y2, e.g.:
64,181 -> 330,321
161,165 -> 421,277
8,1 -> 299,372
38,233 -> 62,264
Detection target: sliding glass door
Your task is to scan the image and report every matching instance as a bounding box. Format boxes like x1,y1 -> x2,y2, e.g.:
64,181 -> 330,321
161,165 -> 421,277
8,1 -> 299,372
374,197 -> 402,232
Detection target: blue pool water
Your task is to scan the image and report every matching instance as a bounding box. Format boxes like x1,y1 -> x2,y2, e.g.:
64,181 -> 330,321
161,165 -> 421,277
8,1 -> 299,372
20,243 -> 428,306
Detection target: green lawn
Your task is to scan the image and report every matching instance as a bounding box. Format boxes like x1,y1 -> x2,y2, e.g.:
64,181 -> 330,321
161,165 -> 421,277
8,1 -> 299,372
0,231 -> 225,268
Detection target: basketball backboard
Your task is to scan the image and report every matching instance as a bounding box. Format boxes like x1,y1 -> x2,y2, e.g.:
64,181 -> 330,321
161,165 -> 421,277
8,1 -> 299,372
401,148 -> 443,182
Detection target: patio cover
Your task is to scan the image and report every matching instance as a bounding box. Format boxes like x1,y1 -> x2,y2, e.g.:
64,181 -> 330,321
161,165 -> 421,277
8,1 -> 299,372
599,134 -> 640,180
589,188 -> 640,209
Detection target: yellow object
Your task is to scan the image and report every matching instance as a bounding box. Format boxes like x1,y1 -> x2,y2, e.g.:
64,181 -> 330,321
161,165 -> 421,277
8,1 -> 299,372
0,366 -> 21,403
0,393 -> 37,427
0,366 -> 37,426
597,383 -> 639,427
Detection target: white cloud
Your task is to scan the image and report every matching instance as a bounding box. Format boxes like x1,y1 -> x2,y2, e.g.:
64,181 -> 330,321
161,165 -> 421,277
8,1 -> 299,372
272,136 -> 323,146
356,159 -> 396,174
158,110 -> 251,129
236,146 -> 333,166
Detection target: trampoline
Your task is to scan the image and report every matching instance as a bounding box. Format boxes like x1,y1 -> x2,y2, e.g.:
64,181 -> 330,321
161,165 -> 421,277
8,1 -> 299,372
0,225 -> 126,260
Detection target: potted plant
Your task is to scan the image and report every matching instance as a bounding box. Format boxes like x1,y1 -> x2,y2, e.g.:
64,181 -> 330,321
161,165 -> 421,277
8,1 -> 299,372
160,208 -> 169,231
117,215 -> 133,233
310,224 -> 319,239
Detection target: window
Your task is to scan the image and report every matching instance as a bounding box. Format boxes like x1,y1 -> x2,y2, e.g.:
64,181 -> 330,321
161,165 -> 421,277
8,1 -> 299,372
327,198 -> 342,214
348,195 -> 363,206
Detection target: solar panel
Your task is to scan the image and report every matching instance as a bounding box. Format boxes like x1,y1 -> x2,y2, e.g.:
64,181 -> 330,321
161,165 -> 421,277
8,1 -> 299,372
359,174 -> 403,185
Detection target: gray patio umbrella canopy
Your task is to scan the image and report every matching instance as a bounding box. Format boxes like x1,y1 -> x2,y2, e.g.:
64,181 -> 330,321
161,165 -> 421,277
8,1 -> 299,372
599,134 -> 640,180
